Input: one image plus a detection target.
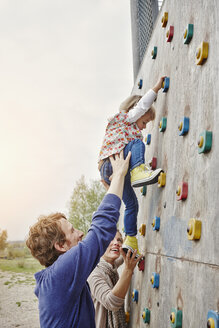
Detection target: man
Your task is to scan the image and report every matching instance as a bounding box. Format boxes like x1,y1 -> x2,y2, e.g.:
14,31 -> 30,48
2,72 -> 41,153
26,151 -> 131,328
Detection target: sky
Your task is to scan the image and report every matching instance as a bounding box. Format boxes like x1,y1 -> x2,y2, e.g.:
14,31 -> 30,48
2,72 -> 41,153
0,0 -> 133,241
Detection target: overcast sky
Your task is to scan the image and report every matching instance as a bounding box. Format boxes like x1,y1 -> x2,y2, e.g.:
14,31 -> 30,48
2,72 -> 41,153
0,1 -> 133,241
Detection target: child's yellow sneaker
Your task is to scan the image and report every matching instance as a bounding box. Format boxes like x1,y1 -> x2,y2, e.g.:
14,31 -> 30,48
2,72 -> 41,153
122,236 -> 141,258
130,164 -> 163,188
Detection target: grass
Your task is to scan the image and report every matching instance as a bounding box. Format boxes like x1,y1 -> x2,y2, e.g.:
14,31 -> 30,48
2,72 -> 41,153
4,280 -> 12,285
2,271 -> 37,288
0,257 -> 43,274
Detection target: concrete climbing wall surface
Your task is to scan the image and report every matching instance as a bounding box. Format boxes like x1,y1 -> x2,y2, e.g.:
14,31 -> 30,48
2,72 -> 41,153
120,0 -> 219,327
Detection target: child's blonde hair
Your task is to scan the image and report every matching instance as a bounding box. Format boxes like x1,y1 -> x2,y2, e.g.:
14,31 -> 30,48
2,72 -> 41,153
119,95 -> 156,121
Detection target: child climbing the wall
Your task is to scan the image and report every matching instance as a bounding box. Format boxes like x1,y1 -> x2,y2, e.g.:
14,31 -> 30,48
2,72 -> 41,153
98,76 -> 165,256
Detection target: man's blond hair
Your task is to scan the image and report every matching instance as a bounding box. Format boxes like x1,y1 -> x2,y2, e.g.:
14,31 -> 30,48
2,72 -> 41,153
26,213 -> 67,267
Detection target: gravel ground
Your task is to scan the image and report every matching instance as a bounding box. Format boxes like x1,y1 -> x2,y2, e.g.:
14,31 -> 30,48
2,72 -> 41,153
0,270 -> 40,328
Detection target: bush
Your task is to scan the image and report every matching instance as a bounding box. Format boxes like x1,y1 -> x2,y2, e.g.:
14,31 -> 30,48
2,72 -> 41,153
17,260 -> 25,268
7,249 -> 25,259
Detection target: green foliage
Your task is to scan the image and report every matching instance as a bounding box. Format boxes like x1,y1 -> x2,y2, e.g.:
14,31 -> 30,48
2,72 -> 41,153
0,257 -> 43,273
0,229 -> 8,251
7,248 -> 25,259
17,260 -> 25,268
4,281 -> 11,285
6,242 -> 28,259
68,175 -> 106,235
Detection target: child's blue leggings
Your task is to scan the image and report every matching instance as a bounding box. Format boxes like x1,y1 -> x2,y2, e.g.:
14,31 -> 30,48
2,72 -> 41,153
100,139 -> 145,236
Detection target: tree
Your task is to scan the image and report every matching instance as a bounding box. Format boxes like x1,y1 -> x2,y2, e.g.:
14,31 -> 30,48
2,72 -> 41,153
0,229 -> 8,251
68,176 -> 106,235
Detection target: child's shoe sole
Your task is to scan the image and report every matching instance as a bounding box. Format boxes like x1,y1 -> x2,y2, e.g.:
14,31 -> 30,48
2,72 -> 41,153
131,168 -> 163,188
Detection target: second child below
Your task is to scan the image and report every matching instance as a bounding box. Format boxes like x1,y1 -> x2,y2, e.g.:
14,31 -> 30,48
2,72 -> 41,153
98,77 -> 165,257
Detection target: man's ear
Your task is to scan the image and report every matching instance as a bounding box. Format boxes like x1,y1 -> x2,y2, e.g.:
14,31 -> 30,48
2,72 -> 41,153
54,242 -> 67,253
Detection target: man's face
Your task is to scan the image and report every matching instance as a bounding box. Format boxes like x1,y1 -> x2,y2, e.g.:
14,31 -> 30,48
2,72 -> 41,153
103,232 -> 123,265
59,218 -> 84,251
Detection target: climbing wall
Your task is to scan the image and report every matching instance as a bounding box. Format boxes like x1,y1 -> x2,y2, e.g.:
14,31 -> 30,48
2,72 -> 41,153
119,0 -> 219,327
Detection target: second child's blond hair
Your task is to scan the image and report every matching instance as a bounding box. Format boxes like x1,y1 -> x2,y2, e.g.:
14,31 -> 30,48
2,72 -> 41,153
119,95 -> 155,121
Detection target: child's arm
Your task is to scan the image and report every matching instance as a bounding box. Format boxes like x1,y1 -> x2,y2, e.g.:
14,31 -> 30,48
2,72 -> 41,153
152,76 -> 166,93
127,76 -> 165,123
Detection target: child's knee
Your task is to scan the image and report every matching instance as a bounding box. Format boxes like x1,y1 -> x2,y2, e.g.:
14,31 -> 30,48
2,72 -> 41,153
124,139 -> 145,155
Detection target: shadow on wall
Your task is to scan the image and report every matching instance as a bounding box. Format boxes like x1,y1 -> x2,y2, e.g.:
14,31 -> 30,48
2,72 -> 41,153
162,216 -> 193,256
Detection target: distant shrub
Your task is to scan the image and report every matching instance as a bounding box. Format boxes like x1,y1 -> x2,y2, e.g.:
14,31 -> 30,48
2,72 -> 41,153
17,260 -> 25,268
7,250 -> 13,259
7,249 -> 25,259
24,246 -> 31,257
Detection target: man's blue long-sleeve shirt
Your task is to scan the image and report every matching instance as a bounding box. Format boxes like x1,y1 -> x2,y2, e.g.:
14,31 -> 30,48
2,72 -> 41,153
34,193 -> 121,328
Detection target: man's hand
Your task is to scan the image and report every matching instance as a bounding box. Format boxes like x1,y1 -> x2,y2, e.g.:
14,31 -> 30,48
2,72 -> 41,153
101,150 -> 131,191
109,150 -> 131,179
106,150 -> 131,199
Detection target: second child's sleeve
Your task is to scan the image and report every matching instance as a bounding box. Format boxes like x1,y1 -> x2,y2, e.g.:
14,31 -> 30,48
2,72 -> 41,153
127,89 -> 157,123
88,269 -> 124,311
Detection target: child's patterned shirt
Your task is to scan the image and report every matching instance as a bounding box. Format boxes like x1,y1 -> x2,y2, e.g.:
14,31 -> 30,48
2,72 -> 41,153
98,113 -> 142,160
98,89 -> 156,162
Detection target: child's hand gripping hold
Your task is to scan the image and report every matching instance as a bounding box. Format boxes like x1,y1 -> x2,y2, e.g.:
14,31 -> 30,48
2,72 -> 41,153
152,76 -> 166,93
